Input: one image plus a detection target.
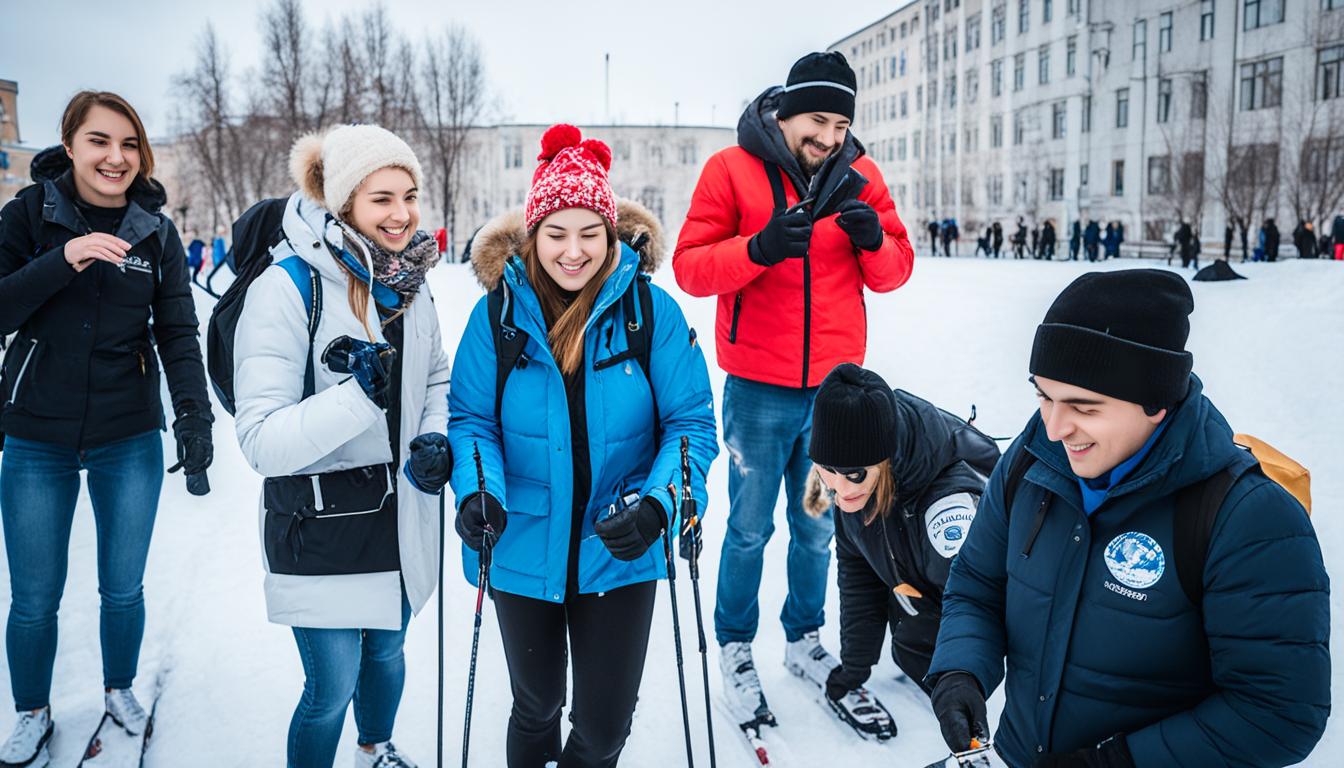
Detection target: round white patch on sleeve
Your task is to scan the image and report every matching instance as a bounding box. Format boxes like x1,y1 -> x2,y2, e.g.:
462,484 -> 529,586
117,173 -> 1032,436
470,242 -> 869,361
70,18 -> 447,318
924,492 -> 979,558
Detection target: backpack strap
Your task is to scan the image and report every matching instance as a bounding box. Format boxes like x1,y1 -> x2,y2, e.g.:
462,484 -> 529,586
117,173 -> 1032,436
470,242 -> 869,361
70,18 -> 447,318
488,281 -> 530,424
592,275 -> 661,439
276,255 -> 323,400
1001,446 -> 1037,515
764,162 -> 789,213
1174,463 -> 1253,607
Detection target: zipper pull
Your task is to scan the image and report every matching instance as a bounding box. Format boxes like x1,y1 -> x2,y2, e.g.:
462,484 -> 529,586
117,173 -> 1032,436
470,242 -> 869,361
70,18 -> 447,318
137,351 -> 146,375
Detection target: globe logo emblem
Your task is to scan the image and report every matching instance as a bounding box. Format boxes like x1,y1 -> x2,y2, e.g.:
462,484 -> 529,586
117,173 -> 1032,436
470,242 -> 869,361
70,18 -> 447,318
1104,532 -> 1165,590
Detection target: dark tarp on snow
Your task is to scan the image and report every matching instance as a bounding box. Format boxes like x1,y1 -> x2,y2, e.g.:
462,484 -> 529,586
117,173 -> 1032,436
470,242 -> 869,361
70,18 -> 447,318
1193,260 -> 1247,281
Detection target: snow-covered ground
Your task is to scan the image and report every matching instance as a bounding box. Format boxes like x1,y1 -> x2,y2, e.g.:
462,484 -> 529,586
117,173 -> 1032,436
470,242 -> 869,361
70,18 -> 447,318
2,253 -> 1341,767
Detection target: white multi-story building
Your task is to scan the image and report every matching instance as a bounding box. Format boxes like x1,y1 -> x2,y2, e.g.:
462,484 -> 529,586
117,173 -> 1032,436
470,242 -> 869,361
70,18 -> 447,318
832,0 -> 1344,250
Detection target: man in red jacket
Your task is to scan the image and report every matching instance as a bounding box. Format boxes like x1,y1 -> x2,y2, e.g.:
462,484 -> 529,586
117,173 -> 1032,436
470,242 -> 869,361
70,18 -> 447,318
673,51 -> 914,728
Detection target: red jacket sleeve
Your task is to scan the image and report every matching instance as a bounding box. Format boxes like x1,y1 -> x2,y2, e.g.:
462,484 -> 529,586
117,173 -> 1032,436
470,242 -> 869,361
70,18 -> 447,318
673,152 -> 769,297
853,159 -> 914,293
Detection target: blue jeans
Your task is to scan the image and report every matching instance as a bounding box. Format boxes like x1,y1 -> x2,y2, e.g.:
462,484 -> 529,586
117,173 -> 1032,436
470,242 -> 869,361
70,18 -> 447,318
288,593 -> 411,768
714,375 -> 832,645
0,431 -> 164,710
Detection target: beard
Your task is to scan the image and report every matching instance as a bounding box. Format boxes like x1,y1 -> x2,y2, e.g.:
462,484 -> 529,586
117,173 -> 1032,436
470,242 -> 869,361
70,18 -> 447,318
793,139 -> 835,176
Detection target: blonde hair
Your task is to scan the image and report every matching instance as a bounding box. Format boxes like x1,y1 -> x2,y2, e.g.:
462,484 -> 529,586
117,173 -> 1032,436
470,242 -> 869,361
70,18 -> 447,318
862,460 -> 897,526
523,223 -> 619,376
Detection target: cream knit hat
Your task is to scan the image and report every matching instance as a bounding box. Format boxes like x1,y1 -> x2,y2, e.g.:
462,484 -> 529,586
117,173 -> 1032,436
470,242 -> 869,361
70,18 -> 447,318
289,124 -> 424,213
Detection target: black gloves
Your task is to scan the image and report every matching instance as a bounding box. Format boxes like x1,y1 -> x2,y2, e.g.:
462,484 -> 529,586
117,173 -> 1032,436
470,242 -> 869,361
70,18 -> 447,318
168,414 -> 213,496
456,491 -> 507,551
1033,736 -> 1135,768
595,497 -> 667,561
835,199 -> 884,251
322,335 -> 395,408
930,671 -> 989,753
748,209 -> 812,266
825,664 -> 867,702
404,433 -> 451,494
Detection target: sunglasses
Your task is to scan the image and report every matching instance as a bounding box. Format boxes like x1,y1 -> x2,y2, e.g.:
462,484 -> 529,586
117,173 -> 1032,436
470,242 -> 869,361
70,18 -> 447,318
818,465 -> 869,484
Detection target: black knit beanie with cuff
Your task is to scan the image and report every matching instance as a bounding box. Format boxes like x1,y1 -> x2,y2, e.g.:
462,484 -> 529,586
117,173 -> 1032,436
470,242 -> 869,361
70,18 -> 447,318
809,363 -> 899,468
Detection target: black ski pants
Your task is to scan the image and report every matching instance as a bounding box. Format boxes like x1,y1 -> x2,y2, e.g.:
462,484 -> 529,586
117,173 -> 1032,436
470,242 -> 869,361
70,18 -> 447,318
494,581 -> 657,768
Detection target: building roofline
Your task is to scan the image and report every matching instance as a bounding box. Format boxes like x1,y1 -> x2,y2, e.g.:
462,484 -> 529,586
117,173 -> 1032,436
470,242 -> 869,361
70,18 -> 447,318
827,0 -> 920,51
483,122 -> 735,131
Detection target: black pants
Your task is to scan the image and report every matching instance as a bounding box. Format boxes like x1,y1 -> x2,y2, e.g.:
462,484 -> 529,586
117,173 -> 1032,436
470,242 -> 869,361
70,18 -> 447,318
887,596 -> 940,695
494,581 -> 657,768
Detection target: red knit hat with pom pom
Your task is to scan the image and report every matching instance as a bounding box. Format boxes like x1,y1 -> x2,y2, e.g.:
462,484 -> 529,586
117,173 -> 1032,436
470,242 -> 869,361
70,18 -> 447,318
524,124 -> 618,232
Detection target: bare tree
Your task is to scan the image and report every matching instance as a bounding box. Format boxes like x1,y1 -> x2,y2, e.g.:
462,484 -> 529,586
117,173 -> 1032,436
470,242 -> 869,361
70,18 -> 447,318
419,24 -> 489,244
1279,11 -> 1344,234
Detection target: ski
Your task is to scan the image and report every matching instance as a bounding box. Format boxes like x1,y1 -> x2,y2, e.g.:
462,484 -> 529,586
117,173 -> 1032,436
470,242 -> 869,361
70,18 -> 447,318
922,741 -> 997,768
77,669 -> 166,768
713,696 -> 787,767
737,715 -> 775,766
823,686 -> 897,742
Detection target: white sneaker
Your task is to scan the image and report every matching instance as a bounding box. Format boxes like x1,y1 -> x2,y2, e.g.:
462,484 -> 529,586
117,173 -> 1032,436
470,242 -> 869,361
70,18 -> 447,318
784,631 -> 840,690
719,641 -> 773,724
104,688 -> 148,736
355,741 -> 418,768
0,708 -> 52,768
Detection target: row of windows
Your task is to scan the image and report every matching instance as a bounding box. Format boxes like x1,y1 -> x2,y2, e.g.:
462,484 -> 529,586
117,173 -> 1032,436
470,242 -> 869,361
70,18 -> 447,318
500,138 -> 699,169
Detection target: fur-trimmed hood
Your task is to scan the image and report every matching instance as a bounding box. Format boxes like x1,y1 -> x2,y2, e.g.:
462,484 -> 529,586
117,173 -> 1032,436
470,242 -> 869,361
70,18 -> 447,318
466,198 -> 665,291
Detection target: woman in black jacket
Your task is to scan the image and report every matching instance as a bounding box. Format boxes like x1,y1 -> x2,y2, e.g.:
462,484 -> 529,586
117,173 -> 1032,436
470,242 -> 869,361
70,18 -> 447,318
0,91 -> 212,765
802,364 -> 992,741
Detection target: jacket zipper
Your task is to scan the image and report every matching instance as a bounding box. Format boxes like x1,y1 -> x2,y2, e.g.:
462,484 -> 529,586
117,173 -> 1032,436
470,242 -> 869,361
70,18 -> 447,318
7,340 -> 37,405
729,292 -> 743,343
879,513 -> 920,617
136,350 -> 146,376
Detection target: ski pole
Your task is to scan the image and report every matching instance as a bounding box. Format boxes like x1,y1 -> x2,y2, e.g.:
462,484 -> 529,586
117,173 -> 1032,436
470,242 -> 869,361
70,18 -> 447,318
680,436 -> 717,766
438,486 -> 446,768
664,481 -> 695,767
463,443 -> 494,768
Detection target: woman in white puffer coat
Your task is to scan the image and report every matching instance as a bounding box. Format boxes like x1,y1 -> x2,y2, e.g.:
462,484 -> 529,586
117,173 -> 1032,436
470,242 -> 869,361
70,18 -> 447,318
232,125 -> 450,768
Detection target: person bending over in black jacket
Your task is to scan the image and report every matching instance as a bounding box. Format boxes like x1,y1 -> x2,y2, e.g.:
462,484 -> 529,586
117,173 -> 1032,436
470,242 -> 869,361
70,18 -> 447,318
801,363 -> 992,741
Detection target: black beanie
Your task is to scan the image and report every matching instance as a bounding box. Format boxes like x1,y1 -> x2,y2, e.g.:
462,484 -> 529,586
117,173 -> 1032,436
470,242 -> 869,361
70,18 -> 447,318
777,52 -> 857,121
809,363 -> 900,468
1030,269 -> 1195,408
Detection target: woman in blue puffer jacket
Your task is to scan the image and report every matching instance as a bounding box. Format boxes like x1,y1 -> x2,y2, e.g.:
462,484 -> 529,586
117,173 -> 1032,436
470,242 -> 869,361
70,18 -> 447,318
447,124 -> 718,767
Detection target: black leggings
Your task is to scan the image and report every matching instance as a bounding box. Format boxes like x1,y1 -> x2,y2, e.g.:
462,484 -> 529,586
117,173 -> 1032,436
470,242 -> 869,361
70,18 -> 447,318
493,581 -> 657,768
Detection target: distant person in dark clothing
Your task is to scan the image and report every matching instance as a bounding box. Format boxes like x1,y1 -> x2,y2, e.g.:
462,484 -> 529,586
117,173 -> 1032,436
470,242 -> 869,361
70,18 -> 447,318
1260,219 -> 1280,263
1293,220 -> 1316,259
1029,225 -> 1040,259
991,222 -> 1004,258
186,232 -> 207,281
976,227 -> 992,257
942,218 -> 959,258
928,219 -> 941,255
1068,220 -> 1081,261
1239,217 -> 1250,262
1012,218 -> 1027,259
1083,220 -> 1101,262
1174,221 -> 1200,269
1223,222 -> 1234,261
1333,215 -> 1344,260
1040,221 -> 1057,261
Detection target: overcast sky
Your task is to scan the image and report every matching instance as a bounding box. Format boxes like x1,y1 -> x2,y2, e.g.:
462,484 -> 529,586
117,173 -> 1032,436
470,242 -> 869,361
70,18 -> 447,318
3,0 -> 912,148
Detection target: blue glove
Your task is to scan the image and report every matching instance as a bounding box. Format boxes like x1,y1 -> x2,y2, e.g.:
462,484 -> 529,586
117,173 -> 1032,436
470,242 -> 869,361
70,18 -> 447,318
403,433 -> 451,494
322,335 -> 394,408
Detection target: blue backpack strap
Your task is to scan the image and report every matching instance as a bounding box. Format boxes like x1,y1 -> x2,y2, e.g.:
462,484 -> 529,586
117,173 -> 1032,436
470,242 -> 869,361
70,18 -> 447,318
275,255 -> 323,400
489,281 -> 529,424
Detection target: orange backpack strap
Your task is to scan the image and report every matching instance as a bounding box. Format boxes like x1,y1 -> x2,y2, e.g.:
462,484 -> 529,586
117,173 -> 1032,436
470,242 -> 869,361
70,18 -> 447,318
1234,434 -> 1312,514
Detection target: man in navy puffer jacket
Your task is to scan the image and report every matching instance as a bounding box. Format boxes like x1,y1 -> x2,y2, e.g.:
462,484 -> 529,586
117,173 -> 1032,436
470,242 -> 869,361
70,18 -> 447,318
926,269 -> 1330,767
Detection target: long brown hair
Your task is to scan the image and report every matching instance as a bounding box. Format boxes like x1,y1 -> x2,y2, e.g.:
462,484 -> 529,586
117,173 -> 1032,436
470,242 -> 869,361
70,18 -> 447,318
60,91 -> 155,182
523,223 -> 619,376
862,459 -> 898,526
333,214 -> 378,342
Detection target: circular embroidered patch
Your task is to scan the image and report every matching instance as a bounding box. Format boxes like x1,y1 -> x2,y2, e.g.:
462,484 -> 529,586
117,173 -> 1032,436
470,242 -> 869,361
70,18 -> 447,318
1104,531 -> 1165,590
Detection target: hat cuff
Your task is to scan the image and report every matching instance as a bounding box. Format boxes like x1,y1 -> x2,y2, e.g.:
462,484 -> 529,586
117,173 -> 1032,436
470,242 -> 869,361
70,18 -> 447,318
778,87 -> 856,120
808,421 -> 900,468
1029,323 -> 1193,407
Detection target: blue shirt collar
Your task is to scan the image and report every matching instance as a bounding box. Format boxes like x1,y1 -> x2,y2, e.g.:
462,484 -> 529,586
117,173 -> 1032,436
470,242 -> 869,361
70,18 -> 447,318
1077,417 -> 1170,515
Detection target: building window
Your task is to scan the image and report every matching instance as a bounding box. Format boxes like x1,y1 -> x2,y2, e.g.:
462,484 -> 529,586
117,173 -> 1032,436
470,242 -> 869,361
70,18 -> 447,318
679,141 -> 697,165
1013,110 -> 1026,145
1159,12 -> 1172,52
1157,78 -> 1172,123
1192,71 -> 1208,117
991,58 -> 1004,96
1201,0 -> 1216,39
967,14 -> 981,51
1319,45 -> 1344,100
1133,19 -> 1147,62
946,27 -> 958,61
1052,101 -> 1066,139
900,91 -> 909,116
948,75 -> 958,107
1082,94 -> 1092,132
1019,0 -> 1030,34
913,131 -> 921,158
1327,0 -> 1344,11
503,138 -> 524,168
991,114 -> 1004,147
1044,0 -> 1053,23
916,85 -> 923,111
1067,36 -> 1077,76
1049,167 -> 1065,200
992,3 -> 1006,44
1014,172 -> 1029,204
1014,53 -> 1026,91
1240,57 -> 1283,110
1116,88 -> 1130,127
1148,155 -> 1172,194
1112,159 -> 1126,196
930,78 -> 938,107
1244,0 -> 1285,30
898,137 -> 908,160
988,174 -> 1004,205
1039,45 -> 1051,84
967,68 -> 979,103
963,177 -> 975,205
1068,0 -> 1080,15
1080,162 -> 1089,188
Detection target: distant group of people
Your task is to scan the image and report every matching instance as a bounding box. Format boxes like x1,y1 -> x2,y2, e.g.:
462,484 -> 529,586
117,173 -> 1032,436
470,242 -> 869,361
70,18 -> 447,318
958,217 -> 1125,262
925,217 -> 961,257
1222,215 -> 1344,263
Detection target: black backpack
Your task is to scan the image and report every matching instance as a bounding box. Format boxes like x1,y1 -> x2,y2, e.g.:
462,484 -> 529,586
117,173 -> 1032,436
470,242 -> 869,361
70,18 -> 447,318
487,271 -> 657,430
1001,449 -> 1259,607
206,198 -> 323,415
